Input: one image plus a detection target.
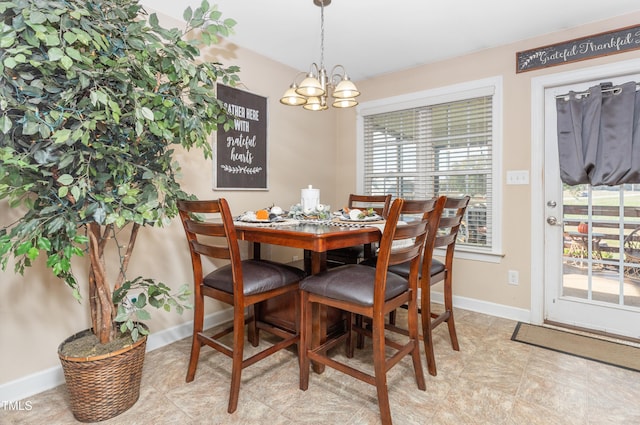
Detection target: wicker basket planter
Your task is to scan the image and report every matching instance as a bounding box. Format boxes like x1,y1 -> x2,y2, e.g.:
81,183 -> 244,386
58,329 -> 147,423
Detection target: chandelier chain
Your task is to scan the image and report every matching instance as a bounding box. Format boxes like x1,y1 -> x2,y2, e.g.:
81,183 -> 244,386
279,0 -> 360,110
319,1 -> 325,69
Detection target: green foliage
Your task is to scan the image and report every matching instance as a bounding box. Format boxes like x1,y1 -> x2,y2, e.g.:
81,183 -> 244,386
113,277 -> 191,341
0,0 -> 240,339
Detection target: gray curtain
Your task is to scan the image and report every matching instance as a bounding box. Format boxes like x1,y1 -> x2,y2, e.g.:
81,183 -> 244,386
556,81 -> 640,186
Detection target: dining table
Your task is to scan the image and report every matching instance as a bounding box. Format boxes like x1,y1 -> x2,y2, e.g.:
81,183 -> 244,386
235,219 -> 381,273
234,218 -> 382,372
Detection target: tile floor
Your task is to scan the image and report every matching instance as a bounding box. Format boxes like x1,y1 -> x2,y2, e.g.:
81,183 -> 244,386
5,307 -> 640,424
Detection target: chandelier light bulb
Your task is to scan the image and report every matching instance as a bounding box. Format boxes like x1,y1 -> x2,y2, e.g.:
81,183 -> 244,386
333,76 -> 360,99
279,85 -> 307,106
332,97 -> 358,108
303,96 -> 324,111
296,74 -> 325,97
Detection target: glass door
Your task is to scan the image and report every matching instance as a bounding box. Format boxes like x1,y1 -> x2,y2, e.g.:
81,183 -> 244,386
544,78 -> 640,339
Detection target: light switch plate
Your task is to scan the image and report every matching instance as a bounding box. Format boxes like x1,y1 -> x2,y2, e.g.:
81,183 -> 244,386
506,170 -> 529,185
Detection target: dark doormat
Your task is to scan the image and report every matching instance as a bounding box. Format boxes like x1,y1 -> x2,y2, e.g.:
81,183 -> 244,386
511,322 -> 640,372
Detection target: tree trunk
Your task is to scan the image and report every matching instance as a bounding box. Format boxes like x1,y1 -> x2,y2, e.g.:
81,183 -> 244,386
87,222 -> 141,344
88,223 -> 115,344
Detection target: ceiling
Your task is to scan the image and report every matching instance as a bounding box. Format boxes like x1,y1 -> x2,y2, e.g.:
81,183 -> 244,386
141,0 -> 640,81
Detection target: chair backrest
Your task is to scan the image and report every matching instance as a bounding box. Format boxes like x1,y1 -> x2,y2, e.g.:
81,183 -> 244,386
374,198 -> 430,308
432,196 -> 471,268
398,198 -> 442,224
383,197 -> 445,280
177,198 -> 244,297
348,194 -> 392,218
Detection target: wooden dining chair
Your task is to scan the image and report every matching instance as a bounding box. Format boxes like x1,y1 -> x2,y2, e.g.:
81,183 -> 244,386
178,198 -> 306,413
385,195 -> 470,376
325,193 -> 392,266
357,197 -> 442,345
299,198 -> 428,425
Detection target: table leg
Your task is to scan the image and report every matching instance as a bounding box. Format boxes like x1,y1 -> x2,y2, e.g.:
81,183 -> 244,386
247,304 -> 258,346
311,251 -> 327,274
248,242 -> 261,345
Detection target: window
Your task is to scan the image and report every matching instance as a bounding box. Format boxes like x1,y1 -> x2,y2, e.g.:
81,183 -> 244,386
357,77 -> 502,256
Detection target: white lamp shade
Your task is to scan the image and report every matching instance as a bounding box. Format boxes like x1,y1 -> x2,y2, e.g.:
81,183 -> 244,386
280,87 -> 307,106
296,75 -> 325,97
332,97 -> 358,108
333,78 -> 360,99
303,96 -> 326,111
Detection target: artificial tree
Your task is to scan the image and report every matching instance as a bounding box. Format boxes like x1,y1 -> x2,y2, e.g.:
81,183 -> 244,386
0,0 -> 240,346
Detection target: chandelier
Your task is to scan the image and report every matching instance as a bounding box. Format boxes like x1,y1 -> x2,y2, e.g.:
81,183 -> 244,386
279,0 -> 360,111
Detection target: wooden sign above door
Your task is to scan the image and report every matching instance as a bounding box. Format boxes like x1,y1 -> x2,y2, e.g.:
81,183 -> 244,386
516,24 -> 640,73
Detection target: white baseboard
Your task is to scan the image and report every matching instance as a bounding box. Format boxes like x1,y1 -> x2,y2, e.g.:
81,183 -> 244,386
429,291 -> 531,323
1,295 -> 529,404
0,366 -> 66,406
145,308 -> 234,352
0,308 -> 234,404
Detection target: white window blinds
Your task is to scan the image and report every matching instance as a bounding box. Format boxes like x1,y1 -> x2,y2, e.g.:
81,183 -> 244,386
363,94 -> 494,250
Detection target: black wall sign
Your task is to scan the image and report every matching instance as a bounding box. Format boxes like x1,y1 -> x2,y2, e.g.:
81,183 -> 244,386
214,84 -> 268,190
516,24 -> 640,73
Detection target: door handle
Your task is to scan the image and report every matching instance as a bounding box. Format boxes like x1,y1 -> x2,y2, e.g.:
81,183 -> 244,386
547,216 -> 558,225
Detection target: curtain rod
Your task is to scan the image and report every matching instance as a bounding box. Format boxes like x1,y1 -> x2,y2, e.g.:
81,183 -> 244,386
556,83 -> 640,100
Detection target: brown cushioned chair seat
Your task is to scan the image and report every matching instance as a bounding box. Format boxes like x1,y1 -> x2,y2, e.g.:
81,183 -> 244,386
204,259 -> 306,296
361,257 -> 445,279
300,264 -> 408,306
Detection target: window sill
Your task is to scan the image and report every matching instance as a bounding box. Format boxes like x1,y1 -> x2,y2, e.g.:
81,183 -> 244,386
433,248 -> 504,263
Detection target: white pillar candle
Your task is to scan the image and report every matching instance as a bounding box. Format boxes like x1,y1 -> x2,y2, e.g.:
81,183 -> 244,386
301,185 -> 320,211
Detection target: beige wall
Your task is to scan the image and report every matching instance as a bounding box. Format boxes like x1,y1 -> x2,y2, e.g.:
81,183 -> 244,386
3,8 -> 640,390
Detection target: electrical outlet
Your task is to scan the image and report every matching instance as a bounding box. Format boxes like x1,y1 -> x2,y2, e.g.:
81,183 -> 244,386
508,270 -> 519,285
292,255 -> 299,262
